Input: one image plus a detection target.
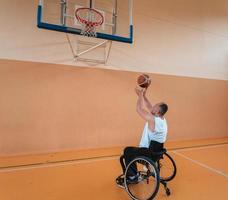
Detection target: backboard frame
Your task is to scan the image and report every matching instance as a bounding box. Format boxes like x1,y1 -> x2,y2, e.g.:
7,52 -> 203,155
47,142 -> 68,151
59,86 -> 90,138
37,0 -> 133,43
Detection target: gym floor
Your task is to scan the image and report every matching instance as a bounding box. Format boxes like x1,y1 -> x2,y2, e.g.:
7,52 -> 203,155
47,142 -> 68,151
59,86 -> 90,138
0,1 -> 228,200
1,138 -> 228,200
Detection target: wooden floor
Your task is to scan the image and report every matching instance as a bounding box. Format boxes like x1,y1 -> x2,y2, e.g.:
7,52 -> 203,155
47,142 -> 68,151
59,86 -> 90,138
0,138 -> 228,200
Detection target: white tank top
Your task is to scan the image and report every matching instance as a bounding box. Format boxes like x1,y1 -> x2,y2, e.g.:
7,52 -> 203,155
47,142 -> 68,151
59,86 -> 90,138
139,117 -> 168,148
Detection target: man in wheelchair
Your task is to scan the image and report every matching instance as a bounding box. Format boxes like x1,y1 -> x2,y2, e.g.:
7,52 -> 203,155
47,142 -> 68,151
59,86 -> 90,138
116,87 -> 168,188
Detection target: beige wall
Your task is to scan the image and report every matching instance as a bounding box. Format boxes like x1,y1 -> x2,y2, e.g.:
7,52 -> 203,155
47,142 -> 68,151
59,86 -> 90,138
0,0 -> 228,156
0,0 -> 228,80
0,59 -> 228,156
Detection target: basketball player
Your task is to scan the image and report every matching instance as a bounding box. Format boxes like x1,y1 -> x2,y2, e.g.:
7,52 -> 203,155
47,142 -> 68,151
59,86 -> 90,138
116,86 -> 168,188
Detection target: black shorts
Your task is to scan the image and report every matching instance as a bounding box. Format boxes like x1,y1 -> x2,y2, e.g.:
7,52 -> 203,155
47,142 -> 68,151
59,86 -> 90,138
120,140 -> 164,174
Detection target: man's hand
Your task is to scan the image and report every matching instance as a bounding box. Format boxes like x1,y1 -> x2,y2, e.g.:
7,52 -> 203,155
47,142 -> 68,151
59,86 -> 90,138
135,87 -> 145,96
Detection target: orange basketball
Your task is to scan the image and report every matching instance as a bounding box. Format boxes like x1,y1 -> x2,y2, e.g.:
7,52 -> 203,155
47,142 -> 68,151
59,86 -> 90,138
137,74 -> 151,88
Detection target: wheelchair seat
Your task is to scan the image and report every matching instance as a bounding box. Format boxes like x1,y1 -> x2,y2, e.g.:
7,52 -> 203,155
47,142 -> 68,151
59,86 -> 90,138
150,148 -> 167,161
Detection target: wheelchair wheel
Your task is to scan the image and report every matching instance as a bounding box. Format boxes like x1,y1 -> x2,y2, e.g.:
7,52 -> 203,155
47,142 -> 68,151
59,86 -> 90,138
124,156 -> 160,200
157,152 -> 176,182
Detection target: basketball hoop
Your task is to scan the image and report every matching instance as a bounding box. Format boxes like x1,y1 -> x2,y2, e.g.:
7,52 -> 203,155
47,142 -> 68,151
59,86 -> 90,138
75,7 -> 104,37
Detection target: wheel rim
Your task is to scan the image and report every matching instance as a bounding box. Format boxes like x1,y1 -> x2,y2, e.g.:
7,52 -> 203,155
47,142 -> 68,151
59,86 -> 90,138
124,157 -> 160,200
158,153 -> 176,182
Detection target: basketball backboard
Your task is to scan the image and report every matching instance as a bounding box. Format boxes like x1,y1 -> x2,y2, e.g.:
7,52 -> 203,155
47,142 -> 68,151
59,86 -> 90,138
37,0 -> 133,43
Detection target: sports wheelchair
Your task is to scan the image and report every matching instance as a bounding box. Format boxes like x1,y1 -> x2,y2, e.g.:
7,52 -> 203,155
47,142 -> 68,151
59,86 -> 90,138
116,148 -> 176,200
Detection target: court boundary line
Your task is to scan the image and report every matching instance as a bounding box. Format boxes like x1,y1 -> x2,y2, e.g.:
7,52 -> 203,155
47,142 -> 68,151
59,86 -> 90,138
0,156 -> 120,172
173,151 -> 228,178
169,142 -> 228,151
0,156 -> 118,172
172,143 -> 228,152
1,142 -> 228,172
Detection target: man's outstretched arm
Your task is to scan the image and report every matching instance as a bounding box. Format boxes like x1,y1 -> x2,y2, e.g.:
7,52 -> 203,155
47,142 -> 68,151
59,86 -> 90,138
143,89 -> 153,113
135,88 -> 155,131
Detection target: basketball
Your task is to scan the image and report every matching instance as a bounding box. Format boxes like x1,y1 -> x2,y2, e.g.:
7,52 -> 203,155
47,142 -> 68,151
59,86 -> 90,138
137,74 -> 151,88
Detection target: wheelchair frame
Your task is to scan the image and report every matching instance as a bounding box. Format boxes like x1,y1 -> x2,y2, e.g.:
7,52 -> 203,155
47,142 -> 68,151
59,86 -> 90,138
117,148 -> 176,200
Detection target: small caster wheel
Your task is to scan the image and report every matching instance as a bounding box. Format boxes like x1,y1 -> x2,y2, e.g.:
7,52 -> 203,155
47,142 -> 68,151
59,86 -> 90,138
116,175 -> 125,189
166,188 -> 171,196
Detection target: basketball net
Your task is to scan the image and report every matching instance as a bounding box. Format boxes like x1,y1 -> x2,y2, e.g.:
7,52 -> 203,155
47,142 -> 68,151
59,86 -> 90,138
65,7 -> 112,64
75,7 -> 104,37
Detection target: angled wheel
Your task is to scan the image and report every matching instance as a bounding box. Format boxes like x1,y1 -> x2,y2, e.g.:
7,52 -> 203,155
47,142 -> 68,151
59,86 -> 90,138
124,156 -> 160,200
157,152 -> 176,182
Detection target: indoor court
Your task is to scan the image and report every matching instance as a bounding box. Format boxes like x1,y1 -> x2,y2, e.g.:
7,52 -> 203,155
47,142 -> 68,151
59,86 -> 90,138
0,0 -> 228,200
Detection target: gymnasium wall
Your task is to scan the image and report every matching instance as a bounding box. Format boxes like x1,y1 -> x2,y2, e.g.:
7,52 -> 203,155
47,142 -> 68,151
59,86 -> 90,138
0,59 -> 228,156
0,0 -> 227,80
0,0 -> 228,156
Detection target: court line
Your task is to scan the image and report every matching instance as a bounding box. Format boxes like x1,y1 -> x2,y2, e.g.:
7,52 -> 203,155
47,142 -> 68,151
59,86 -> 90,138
169,142 -> 228,151
1,142 -> 228,172
173,143 -> 228,152
0,156 -> 119,172
173,151 -> 228,178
